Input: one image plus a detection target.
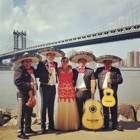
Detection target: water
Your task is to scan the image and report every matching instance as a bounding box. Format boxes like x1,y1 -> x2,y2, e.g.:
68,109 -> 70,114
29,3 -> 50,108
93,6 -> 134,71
0,70 -> 140,109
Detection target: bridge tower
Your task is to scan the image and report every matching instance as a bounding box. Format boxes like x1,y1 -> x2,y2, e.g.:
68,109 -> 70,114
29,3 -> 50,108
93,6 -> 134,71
13,30 -> 26,50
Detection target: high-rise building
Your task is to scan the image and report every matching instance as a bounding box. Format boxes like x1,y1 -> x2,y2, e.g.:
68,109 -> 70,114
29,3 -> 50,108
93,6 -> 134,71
127,51 -> 134,67
126,51 -> 140,67
134,51 -> 139,67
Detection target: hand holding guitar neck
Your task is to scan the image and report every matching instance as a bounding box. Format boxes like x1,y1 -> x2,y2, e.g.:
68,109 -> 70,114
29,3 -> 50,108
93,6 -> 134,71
107,78 -> 112,88
30,78 -> 36,88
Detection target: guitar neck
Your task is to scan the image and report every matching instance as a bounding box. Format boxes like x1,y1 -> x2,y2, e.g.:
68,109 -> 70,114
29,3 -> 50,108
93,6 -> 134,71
91,94 -> 94,99
107,72 -> 111,88
32,88 -> 35,96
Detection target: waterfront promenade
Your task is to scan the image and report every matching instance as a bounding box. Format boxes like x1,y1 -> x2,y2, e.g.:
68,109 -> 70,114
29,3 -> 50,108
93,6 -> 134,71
0,121 -> 140,140
0,66 -> 13,71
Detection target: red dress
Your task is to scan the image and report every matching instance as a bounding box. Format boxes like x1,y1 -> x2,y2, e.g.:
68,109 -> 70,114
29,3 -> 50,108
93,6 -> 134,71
57,67 -> 75,102
55,67 -> 79,130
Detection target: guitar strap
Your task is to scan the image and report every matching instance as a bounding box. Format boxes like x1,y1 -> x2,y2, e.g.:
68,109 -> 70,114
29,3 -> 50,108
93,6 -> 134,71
103,72 -> 110,89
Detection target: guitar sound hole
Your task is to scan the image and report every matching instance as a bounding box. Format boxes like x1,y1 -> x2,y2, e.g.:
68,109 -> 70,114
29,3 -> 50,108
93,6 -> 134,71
106,92 -> 110,96
89,105 -> 97,113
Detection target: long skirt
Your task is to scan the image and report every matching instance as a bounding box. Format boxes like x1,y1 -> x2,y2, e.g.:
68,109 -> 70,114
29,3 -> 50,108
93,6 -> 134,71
55,99 -> 79,130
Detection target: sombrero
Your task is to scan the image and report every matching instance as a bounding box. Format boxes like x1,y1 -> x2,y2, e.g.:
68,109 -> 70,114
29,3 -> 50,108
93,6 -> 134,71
12,52 -> 42,64
69,51 -> 96,63
96,55 -> 122,63
38,47 -> 65,57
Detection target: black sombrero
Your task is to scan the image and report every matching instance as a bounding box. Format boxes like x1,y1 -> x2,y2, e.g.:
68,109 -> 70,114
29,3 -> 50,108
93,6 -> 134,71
96,55 -> 122,63
38,47 -> 65,57
12,52 -> 42,64
69,51 -> 96,63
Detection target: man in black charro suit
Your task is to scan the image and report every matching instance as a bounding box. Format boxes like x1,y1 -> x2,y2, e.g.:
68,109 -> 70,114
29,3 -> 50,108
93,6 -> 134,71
69,51 -> 96,129
94,55 -> 123,131
37,47 -> 65,133
13,52 -> 41,139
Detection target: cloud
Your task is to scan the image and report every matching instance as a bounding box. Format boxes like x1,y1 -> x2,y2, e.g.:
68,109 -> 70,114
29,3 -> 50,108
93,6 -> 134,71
0,0 -> 140,57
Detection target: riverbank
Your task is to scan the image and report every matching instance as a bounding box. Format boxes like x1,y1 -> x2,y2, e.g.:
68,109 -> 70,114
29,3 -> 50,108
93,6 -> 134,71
0,122 -> 140,140
0,102 -> 140,140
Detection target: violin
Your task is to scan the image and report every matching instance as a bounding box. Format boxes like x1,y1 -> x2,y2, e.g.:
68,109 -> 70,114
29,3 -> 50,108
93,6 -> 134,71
26,78 -> 36,108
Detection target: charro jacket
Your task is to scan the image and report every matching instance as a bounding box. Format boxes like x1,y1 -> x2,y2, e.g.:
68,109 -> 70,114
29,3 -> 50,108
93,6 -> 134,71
94,66 -> 123,92
14,65 -> 38,98
37,60 -> 58,83
72,67 -> 96,90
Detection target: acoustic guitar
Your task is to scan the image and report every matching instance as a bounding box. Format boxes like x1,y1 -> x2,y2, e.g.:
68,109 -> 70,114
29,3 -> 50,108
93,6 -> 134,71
102,72 -> 116,107
82,96 -> 104,130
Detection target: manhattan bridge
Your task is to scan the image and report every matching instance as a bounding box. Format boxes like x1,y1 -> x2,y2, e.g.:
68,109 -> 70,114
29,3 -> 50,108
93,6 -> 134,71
1,3 -> 140,65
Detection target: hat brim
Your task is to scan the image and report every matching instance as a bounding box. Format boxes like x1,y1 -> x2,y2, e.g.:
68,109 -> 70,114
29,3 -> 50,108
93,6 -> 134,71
39,51 -> 64,57
96,55 -> 122,63
12,54 -> 42,64
69,51 -> 96,63
38,47 -> 65,57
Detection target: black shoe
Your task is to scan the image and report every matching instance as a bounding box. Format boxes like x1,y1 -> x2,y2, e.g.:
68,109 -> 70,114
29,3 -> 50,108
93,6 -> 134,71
102,125 -> 109,130
17,133 -> 29,139
48,127 -> 57,131
78,126 -> 82,130
25,129 -> 37,134
112,125 -> 123,131
41,129 -> 47,134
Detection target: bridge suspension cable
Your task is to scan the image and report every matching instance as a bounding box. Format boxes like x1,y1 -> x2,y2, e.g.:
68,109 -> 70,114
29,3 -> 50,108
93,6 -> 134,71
0,34 -> 13,53
82,3 -> 140,35
16,32 -> 47,47
16,32 -> 46,43
0,42 -> 13,54
27,33 -> 47,43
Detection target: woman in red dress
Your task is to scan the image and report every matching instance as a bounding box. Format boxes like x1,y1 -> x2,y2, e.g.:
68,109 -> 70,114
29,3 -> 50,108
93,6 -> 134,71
55,57 -> 79,130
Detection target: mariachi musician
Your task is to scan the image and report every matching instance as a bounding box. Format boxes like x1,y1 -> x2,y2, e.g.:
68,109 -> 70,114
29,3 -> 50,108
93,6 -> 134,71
69,51 -> 96,129
36,47 -> 65,133
94,55 -> 123,131
13,52 -> 42,139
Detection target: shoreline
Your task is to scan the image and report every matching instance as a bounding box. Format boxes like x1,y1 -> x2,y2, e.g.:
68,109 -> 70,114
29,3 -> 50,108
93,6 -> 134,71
0,122 -> 140,140
0,102 -> 140,140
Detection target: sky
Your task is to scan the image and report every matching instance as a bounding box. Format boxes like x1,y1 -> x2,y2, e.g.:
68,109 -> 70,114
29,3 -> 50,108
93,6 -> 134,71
0,0 -> 140,61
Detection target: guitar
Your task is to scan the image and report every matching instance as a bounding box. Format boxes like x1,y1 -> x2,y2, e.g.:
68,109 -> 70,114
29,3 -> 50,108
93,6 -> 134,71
102,72 -> 116,107
82,97 -> 104,130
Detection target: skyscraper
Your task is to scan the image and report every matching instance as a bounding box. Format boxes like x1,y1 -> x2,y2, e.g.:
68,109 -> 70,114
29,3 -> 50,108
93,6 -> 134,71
127,51 -> 134,67
134,51 -> 139,67
127,51 -> 139,67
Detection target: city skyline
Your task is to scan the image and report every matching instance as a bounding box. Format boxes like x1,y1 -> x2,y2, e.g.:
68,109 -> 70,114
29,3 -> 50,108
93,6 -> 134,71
123,51 -> 140,67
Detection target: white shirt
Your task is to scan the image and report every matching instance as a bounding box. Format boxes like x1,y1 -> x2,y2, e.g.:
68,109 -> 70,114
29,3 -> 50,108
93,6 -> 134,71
103,72 -> 110,89
47,60 -> 56,84
76,67 -> 86,88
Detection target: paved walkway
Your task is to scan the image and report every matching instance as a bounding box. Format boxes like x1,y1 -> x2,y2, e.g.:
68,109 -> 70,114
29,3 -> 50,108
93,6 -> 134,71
0,121 -> 140,140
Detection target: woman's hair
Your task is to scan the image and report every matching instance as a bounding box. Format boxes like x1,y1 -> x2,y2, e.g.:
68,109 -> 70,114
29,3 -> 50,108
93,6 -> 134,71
61,57 -> 69,62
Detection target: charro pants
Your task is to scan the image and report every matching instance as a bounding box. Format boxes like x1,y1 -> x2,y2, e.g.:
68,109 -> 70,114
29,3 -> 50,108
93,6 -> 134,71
76,90 -> 91,127
17,97 -> 33,134
40,84 -> 56,129
99,90 -> 118,127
